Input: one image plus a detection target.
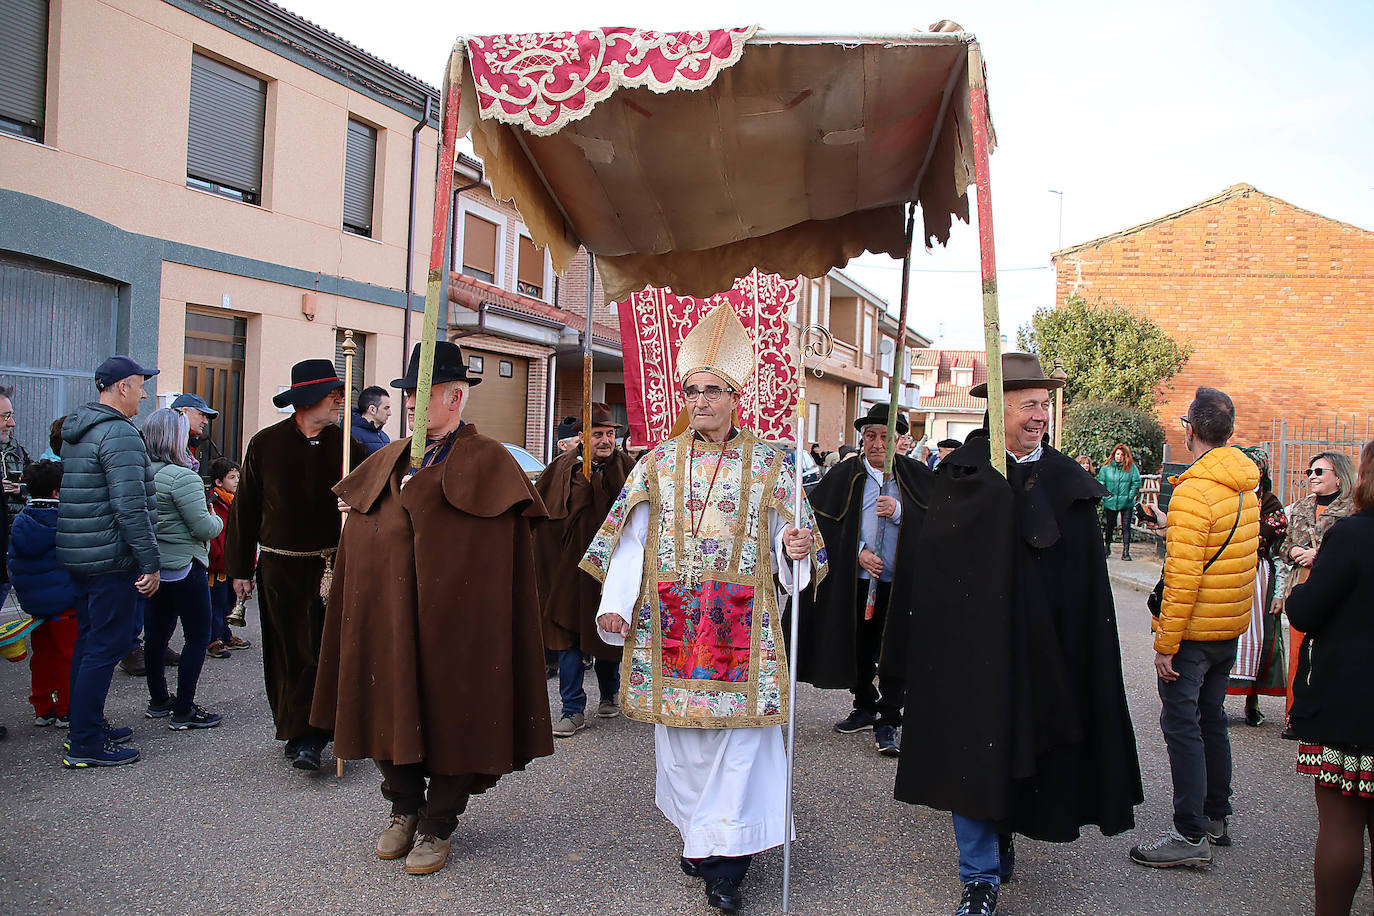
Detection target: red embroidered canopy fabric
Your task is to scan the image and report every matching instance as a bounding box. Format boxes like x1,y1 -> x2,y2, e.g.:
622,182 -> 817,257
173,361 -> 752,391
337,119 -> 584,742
617,271 -> 800,448
464,27 -> 755,136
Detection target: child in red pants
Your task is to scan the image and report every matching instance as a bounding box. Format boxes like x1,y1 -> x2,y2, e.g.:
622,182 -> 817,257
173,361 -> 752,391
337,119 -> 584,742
5,461 -> 77,726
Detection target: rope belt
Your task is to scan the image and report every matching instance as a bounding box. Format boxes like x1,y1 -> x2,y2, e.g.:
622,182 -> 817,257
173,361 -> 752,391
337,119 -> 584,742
259,546 -> 336,559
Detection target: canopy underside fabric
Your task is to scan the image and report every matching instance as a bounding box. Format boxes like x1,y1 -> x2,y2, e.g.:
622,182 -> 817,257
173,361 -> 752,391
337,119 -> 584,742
454,30 -> 992,304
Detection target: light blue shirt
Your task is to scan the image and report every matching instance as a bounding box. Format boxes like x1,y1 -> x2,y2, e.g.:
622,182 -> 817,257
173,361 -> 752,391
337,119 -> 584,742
858,459 -> 902,583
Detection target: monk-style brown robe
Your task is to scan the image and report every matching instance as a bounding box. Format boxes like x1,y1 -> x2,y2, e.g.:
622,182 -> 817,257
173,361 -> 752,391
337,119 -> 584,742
310,425 -> 554,783
533,445 -> 635,661
224,417 -> 363,742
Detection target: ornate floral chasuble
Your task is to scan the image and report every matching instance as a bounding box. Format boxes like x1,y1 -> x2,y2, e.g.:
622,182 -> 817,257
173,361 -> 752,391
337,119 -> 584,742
581,429 -> 827,728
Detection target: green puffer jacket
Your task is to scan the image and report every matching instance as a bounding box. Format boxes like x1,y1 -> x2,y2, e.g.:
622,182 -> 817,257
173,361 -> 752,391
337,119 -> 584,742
1097,461 -> 1142,512
151,461 -> 222,569
56,403 -> 159,576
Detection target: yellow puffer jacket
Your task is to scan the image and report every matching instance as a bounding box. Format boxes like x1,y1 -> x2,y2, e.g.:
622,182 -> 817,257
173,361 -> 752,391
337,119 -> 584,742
1155,446 -> 1261,655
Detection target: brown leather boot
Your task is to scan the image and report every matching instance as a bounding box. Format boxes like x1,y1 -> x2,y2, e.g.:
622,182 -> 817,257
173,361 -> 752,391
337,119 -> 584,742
376,814 -> 418,860
405,834 -> 451,875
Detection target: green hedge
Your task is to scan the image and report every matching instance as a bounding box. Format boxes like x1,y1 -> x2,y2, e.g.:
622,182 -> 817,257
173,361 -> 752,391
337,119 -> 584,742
1062,400 -> 1166,474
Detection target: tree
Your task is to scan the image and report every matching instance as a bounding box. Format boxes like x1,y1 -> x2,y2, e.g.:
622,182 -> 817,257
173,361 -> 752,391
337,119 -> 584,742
1017,295 -> 1193,411
1063,400 -> 1167,474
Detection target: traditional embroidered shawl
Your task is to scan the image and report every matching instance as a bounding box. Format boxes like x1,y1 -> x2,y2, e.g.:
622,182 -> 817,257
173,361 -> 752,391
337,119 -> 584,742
580,428 -> 826,728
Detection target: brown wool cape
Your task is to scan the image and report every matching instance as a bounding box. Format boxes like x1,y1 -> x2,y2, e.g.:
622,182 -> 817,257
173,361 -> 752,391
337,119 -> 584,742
310,426 -> 554,782
533,445 -> 636,660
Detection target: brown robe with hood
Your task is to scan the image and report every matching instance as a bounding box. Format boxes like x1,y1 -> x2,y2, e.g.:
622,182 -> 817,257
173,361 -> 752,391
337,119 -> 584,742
533,444 -> 635,660
310,425 -> 554,785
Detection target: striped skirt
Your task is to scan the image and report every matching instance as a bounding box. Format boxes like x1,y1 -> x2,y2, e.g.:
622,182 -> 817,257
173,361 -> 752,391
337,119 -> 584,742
1297,743 -> 1374,799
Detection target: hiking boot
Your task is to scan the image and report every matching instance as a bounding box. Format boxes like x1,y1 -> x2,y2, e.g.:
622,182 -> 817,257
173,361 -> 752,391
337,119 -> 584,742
165,647 -> 181,667
205,640 -> 231,659
170,706 -> 222,730
552,713 -> 586,738
102,718 -> 133,744
146,696 -> 176,719
1129,831 -> 1212,868
874,724 -> 900,757
225,635 -> 252,650
120,647 -> 146,676
376,813 -> 419,860
955,880 -> 998,915
63,740 -> 141,768
596,697 -> 621,719
1207,817 -> 1231,847
405,834 -> 451,875
834,709 -> 878,733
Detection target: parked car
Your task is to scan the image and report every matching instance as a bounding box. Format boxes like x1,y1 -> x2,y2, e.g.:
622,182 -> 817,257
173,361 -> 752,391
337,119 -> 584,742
503,443 -> 545,482
765,441 -> 821,497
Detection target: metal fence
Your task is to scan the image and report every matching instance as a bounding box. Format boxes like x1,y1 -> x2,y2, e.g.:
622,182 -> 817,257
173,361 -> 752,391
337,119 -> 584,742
1261,415 -> 1372,505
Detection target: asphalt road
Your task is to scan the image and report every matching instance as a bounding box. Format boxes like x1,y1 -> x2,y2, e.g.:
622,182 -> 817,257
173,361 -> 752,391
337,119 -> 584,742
0,581 -> 1367,916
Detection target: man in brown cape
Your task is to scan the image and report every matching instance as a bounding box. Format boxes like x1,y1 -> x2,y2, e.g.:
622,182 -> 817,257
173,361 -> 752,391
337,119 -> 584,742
533,402 -> 635,738
225,359 -> 363,771
311,340 -> 553,877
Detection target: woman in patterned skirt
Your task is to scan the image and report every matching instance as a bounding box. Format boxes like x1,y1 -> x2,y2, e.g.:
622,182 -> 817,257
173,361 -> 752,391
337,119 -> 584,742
1226,447 -> 1288,725
1287,439 -> 1374,916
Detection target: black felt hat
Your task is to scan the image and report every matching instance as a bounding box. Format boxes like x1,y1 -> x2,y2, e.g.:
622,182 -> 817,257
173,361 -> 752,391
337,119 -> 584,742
391,341 -> 482,390
853,403 -> 909,435
272,359 -> 344,408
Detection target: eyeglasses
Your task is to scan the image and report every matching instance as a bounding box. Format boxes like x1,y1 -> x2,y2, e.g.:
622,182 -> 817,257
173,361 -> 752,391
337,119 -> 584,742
682,385 -> 734,403
1178,416 -> 1192,430
0,412 -> 13,422
1305,467 -> 1330,478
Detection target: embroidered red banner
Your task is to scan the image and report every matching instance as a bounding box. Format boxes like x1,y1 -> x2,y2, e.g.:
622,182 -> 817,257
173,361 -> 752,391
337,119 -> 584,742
617,271 -> 801,448
463,27 -> 756,136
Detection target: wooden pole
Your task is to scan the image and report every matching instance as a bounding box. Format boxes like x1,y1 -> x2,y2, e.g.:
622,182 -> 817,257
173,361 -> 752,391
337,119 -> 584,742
336,329 -> 356,778
583,252 -> 595,480
410,54 -> 462,471
968,42 -> 1007,476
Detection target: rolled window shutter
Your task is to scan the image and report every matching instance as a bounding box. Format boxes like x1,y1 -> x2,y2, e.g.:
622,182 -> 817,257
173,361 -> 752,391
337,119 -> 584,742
0,0 -> 49,133
343,119 -> 376,233
187,53 -> 266,196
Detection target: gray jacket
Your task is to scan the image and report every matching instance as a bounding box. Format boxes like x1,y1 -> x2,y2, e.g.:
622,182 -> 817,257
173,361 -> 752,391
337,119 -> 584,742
151,461 -> 222,569
56,403 -> 159,576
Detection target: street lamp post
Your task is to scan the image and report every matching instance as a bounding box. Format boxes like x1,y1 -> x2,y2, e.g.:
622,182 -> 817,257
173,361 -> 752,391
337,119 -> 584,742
1051,356 -> 1068,450
1048,189 -> 1064,251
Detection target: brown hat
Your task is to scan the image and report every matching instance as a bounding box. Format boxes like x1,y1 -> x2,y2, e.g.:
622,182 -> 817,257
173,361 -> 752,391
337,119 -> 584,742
969,351 -> 1065,398
571,402 -> 621,434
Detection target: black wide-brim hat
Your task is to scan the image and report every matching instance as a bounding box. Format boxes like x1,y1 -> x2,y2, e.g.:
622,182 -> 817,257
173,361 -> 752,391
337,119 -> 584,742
272,358 -> 344,408
391,341 -> 482,390
853,403 -> 909,435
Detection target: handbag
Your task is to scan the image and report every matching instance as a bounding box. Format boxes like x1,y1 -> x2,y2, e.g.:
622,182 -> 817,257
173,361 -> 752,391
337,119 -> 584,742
1147,492 -> 1243,617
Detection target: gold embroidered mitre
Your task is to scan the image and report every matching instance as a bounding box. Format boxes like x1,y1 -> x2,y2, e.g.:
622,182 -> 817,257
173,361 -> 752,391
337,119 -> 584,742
676,304 -> 755,391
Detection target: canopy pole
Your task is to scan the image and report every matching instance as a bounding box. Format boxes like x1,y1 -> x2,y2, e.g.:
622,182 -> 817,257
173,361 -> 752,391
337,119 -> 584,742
410,55 -> 462,471
968,42 -> 1006,477
335,329 -> 356,779
583,252 -> 595,480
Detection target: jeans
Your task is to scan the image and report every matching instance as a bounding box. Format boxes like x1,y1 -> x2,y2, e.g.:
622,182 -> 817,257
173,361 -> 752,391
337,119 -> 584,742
68,571 -> 141,753
557,648 -> 619,718
952,813 -> 1001,888
1158,637 -> 1238,839
208,576 -> 233,644
853,580 -> 904,726
1103,508 -> 1132,552
145,561 -> 212,715
377,761 -> 474,840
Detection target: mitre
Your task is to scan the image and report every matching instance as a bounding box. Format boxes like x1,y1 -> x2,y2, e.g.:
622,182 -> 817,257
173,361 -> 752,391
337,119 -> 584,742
676,303 -> 756,391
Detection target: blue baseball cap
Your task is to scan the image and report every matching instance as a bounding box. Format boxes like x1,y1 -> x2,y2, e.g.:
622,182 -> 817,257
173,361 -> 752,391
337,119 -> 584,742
170,392 -> 218,417
94,356 -> 159,390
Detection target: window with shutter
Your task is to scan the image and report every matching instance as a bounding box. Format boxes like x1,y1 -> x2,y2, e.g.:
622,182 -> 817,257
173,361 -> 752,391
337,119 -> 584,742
187,52 -> 266,204
343,118 -> 376,236
516,235 -> 544,298
0,0 -> 49,141
462,214 -> 498,284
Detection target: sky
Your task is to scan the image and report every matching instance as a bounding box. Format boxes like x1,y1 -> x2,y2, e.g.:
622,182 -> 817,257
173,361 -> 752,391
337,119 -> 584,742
278,0 -> 1374,348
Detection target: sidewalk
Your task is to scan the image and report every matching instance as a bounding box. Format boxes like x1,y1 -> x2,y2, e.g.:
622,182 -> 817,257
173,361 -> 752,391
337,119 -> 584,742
1105,551 -> 1162,593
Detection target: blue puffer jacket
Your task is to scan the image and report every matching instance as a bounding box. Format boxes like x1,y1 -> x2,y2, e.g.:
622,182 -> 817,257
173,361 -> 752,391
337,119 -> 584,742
349,409 -> 391,456
55,403 -> 159,576
6,500 -> 75,617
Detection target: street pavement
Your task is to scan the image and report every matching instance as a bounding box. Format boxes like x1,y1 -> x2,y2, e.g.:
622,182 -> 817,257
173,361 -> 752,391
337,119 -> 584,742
0,580 -> 1367,916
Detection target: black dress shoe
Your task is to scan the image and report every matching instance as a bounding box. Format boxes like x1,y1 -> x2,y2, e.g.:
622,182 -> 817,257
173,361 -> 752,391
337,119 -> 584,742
998,833 -> 1015,882
705,877 -> 742,913
292,741 -> 322,771
679,856 -> 701,878
284,736 -> 303,758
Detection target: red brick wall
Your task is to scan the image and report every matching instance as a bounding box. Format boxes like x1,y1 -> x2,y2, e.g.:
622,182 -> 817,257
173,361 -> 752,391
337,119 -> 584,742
1053,186 -> 1374,457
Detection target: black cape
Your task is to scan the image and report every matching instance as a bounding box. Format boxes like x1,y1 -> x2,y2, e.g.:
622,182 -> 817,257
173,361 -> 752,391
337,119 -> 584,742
795,455 -> 933,688
893,433 -> 1142,842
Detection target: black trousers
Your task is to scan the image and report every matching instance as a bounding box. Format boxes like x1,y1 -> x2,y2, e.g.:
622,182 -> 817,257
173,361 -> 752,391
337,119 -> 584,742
1103,508 -> 1133,552
376,760 -> 474,840
689,854 -> 752,883
852,579 -> 904,727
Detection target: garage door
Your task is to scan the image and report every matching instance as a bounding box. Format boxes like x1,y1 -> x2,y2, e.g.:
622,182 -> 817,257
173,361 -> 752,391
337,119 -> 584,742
459,347 -> 528,446
0,254 -> 118,461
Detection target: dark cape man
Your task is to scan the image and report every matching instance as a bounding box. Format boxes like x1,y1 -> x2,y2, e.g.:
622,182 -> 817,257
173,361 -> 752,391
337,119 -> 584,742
225,359 -> 364,771
311,340 -> 553,877
580,304 -> 827,914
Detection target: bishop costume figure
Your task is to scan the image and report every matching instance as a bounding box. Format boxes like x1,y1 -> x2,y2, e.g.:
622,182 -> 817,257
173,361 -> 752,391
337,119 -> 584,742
580,304 -> 827,914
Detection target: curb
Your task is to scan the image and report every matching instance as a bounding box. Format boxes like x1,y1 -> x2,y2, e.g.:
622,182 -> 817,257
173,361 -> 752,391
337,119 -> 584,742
1108,570 -> 1157,594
